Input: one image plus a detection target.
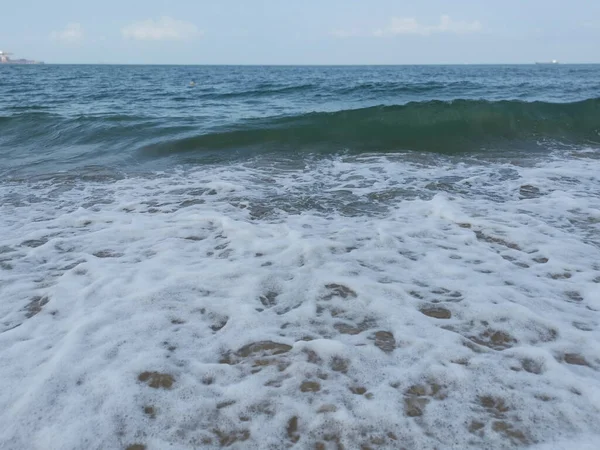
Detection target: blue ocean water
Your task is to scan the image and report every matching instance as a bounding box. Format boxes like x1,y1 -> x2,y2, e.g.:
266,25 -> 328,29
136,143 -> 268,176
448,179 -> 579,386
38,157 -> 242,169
1,66 -> 600,450
1,64 -> 599,175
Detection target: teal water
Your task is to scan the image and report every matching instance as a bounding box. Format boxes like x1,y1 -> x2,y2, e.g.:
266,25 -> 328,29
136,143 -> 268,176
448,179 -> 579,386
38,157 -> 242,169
1,65 -> 599,175
2,66 -> 600,449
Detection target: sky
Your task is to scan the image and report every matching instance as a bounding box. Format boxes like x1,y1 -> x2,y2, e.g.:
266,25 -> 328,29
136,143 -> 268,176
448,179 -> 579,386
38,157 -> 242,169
2,0 -> 600,64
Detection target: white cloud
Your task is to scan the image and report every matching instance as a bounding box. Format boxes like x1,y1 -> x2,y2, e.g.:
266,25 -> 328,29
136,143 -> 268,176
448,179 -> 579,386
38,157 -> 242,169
122,17 -> 202,41
374,15 -> 482,37
51,23 -> 84,43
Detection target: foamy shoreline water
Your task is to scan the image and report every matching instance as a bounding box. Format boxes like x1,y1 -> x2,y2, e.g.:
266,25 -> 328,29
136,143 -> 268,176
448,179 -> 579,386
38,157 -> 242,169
1,152 -> 599,449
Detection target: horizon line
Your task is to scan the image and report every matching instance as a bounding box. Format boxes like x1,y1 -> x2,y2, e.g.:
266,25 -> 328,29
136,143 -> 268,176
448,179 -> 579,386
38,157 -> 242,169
7,62 -> 600,66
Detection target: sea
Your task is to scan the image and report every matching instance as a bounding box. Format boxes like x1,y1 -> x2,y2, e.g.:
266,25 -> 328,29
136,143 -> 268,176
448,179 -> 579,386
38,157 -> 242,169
1,65 -> 599,450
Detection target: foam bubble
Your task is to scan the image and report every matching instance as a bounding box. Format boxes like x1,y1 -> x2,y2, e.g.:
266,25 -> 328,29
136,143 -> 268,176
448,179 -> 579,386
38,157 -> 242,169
1,150 -> 600,449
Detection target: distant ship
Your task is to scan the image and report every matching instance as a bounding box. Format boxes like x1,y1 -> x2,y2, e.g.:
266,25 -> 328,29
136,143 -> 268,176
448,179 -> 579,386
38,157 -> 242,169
535,59 -> 559,65
0,51 -> 43,65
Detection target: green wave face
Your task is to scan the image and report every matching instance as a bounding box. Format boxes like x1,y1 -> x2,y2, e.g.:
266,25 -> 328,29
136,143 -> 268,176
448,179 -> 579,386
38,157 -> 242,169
140,99 -> 600,155
2,99 -> 599,162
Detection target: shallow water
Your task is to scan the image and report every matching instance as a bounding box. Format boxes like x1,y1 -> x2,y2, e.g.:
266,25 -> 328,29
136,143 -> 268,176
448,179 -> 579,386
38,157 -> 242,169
1,65 -> 600,449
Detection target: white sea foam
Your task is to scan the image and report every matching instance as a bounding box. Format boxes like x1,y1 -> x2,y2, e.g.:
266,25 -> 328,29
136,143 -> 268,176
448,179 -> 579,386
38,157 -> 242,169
1,150 -> 599,449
